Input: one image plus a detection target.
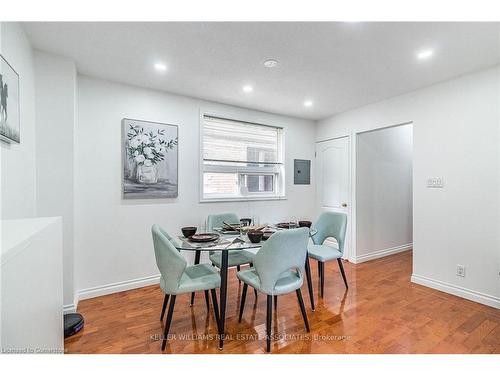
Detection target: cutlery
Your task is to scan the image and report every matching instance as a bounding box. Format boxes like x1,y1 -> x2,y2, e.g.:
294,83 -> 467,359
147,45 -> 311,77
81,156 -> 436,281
224,237 -> 244,249
222,221 -> 239,231
253,224 -> 268,231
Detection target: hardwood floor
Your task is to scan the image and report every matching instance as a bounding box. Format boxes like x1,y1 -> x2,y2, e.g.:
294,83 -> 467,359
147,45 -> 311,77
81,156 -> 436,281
65,251 -> 500,354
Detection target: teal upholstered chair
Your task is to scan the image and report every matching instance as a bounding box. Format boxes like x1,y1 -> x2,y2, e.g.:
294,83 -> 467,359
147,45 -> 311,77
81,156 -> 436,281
207,213 -> 255,270
190,213 -> 257,306
237,227 -> 310,352
308,212 -> 348,297
206,213 -> 258,298
152,225 -> 221,351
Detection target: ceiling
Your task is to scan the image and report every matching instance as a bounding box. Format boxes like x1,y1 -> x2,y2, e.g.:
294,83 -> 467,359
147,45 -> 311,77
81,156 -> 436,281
22,22 -> 500,120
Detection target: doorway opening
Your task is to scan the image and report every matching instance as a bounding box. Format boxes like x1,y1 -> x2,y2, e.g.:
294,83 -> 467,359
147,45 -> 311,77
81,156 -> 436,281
355,122 -> 413,263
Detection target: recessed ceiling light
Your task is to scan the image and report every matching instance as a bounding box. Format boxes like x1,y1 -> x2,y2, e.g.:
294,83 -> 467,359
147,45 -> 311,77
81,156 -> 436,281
263,59 -> 278,68
243,85 -> 253,93
417,49 -> 434,60
304,100 -> 313,107
154,62 -> 167,72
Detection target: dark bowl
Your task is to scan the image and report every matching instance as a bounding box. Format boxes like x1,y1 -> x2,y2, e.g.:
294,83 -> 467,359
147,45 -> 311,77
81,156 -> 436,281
299,220 -> 312,228
262,231 -> 274,241
247,230 -> 263,243
181,226 -> 197,238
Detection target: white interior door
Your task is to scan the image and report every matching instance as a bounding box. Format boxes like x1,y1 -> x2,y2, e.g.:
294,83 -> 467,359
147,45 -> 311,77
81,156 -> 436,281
315,137 -> 350,259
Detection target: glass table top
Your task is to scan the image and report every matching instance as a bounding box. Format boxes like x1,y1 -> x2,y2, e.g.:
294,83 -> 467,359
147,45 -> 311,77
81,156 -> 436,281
172,233 -> 261,251
172,227 -> 317,252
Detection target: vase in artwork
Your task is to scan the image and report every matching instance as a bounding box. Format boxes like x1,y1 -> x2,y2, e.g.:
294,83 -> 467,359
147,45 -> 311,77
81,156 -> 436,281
128,160 -> 137,179
136,164 -> 158,184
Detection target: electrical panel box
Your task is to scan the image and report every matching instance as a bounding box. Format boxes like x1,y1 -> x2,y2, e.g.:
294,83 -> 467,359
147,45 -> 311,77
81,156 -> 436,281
294,159 -> 311,185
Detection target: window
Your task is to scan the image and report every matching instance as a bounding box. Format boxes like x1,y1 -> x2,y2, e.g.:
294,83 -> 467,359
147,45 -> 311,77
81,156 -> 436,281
201,115 -> 285,201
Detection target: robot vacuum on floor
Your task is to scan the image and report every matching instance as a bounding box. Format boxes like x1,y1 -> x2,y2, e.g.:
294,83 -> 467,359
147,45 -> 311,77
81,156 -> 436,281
64,313 -> 84,338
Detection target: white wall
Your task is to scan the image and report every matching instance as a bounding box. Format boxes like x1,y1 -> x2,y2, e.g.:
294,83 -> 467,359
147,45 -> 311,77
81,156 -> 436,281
317,66 -> 500,308
34,51 -> 77,310
1,22 -> 36,219
75,76 -> 316,299
355,124 -> 413,261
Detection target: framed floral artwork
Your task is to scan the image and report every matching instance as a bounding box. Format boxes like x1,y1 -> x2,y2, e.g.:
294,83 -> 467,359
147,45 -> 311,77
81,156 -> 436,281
0,55 -> 20,144
122,118 -> 178,198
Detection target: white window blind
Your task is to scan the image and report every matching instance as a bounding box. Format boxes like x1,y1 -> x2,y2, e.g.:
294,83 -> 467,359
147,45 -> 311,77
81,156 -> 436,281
201,115 -> 284,201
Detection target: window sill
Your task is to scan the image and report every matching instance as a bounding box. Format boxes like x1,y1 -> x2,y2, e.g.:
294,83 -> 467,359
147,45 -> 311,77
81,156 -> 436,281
200,196 -> 287,203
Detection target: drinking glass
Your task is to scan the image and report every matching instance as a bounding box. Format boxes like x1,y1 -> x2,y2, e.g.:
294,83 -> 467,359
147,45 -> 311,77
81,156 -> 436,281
199,217 -> 207,233
252,215 -> 260,228
239,224 -> 249,240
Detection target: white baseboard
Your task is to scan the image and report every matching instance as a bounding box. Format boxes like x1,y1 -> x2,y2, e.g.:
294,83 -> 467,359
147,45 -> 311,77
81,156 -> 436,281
78,274 -> 160,301
352,243 -> 412,264
63,303 -> 77,314
63,294 -> 80,313
411,274 -> 500,309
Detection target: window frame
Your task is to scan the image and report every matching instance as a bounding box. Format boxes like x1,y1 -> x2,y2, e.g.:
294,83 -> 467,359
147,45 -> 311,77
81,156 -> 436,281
199,110 -> 286,203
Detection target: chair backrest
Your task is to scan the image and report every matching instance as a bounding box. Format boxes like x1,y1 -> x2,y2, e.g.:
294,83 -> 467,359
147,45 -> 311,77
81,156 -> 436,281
253,227 -> 309,294
312,211 -> 348,254
151,225 -> 187,294
207,213 -> 240,231
155,224 -> 172,241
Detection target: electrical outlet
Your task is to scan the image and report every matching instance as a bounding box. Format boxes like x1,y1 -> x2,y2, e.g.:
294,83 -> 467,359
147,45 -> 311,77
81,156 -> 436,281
456,265 -> 466,277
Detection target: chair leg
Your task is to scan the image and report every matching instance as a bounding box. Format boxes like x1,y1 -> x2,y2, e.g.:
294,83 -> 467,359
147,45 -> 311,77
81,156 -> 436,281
161,295 -> 176,351
210,289 -> 220,329
266,295 -> 272,352
320,262 -> 325,298
190,250 -> 202,306
317,260 -> 322,288
204,290 -> 210,311
249,263 -> 256,298
160,294 -> 169,321
296,289 -> 310,332
337,258 -> 348,289
238,283 -> 248,323
237,265 -> 241,283
274,295 -> 278,311
304,255 -> 315,311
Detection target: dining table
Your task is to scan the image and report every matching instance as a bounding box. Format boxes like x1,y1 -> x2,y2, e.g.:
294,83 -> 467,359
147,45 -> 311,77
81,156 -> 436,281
171,226 -> 317,350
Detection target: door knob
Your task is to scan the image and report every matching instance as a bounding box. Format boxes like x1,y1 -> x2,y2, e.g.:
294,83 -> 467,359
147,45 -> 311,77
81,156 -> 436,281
341,203 -> 348,207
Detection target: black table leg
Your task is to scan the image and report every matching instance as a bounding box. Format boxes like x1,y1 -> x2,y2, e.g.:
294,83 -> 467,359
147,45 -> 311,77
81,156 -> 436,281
319,262 -> 325,298
304,255 -> 315,311
218,251 -> 229,350
190,250 -> 201,306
